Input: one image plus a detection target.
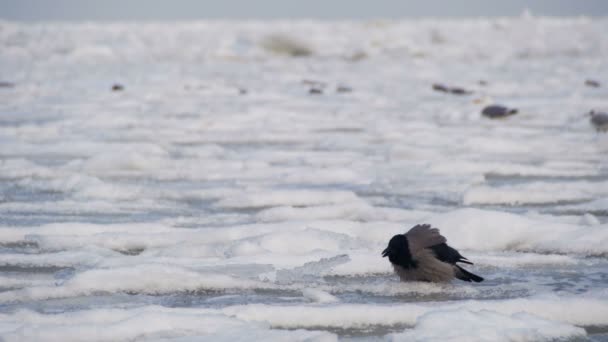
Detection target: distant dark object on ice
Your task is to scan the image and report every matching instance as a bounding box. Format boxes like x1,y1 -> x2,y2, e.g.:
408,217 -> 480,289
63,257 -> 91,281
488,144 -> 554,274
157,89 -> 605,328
382,224 -> 483,283
261,34 -> 313,57
449,87 -> 473,95
585,79 -> 601,88
302,80 -> 326,95
589,110 -> 608,132
432,83 -> 450,92
0,81 -> 15,88
432,83 -> 473,95
238,87 -> 248,95
111,84 -> 124,92
309,87 -> 323,95
478,80 -> 488,86
336,85 -> 353,93
481,105 -> 518,119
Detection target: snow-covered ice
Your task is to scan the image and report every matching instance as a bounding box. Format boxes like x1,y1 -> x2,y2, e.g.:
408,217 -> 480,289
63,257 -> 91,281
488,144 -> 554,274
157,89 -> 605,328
1,17 -> 608,341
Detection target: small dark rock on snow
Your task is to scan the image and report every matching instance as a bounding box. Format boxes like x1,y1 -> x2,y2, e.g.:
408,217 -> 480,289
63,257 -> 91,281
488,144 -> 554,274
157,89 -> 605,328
449,87 -> 473,95
336,85 -> 353,93
111,84 -> 124,92
481,105 -> 518,119
432,83 -> 449,92
585,79 -> 601,88
309,87 -> 323,95
432,83 -> 473,95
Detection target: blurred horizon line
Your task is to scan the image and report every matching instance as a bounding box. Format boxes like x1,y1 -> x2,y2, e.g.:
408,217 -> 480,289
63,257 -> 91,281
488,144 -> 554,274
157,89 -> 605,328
1,0 -> 607,21
2,14 -> 608,23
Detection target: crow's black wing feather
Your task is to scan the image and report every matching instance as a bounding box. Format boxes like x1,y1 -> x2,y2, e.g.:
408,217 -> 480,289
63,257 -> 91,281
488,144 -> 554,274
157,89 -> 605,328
428,243 -> 473,265
455,265 -> 484,282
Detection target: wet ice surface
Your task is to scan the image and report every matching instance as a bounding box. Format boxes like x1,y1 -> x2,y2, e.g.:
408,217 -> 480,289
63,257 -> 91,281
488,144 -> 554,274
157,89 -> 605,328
1,17 -> 608,341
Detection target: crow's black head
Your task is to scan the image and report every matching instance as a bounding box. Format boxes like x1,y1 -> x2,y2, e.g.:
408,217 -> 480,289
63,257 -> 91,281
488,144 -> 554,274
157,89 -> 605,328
382,234 -> 417,269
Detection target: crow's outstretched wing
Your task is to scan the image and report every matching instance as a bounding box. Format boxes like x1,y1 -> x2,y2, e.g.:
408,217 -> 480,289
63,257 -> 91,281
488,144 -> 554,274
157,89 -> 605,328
428,243 -> 473,265
405,224 -> 447,252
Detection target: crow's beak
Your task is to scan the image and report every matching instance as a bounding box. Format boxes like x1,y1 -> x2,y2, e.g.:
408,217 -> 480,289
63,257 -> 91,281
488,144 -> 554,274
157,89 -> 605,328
382,248 -> 389,257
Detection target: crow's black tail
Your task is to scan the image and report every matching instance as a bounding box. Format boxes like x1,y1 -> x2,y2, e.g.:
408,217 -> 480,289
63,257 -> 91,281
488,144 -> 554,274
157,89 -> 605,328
455,265 -> 484,282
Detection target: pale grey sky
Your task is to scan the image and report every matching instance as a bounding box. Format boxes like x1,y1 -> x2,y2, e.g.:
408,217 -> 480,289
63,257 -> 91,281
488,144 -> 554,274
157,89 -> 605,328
1,0 -> 607,20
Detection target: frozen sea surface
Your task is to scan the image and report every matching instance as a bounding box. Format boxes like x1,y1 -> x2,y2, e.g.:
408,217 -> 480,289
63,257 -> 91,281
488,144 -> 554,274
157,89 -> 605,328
1,17 -> 608,341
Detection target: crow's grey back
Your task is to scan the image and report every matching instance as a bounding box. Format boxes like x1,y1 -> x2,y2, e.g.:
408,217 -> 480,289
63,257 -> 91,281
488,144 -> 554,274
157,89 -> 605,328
591,112 -> 608,126
405,224 -> 447,252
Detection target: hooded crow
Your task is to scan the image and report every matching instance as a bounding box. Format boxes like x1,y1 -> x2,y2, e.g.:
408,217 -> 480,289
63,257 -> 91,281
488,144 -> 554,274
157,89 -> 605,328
382,224 -> 483,283
589,110 -> 608,132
